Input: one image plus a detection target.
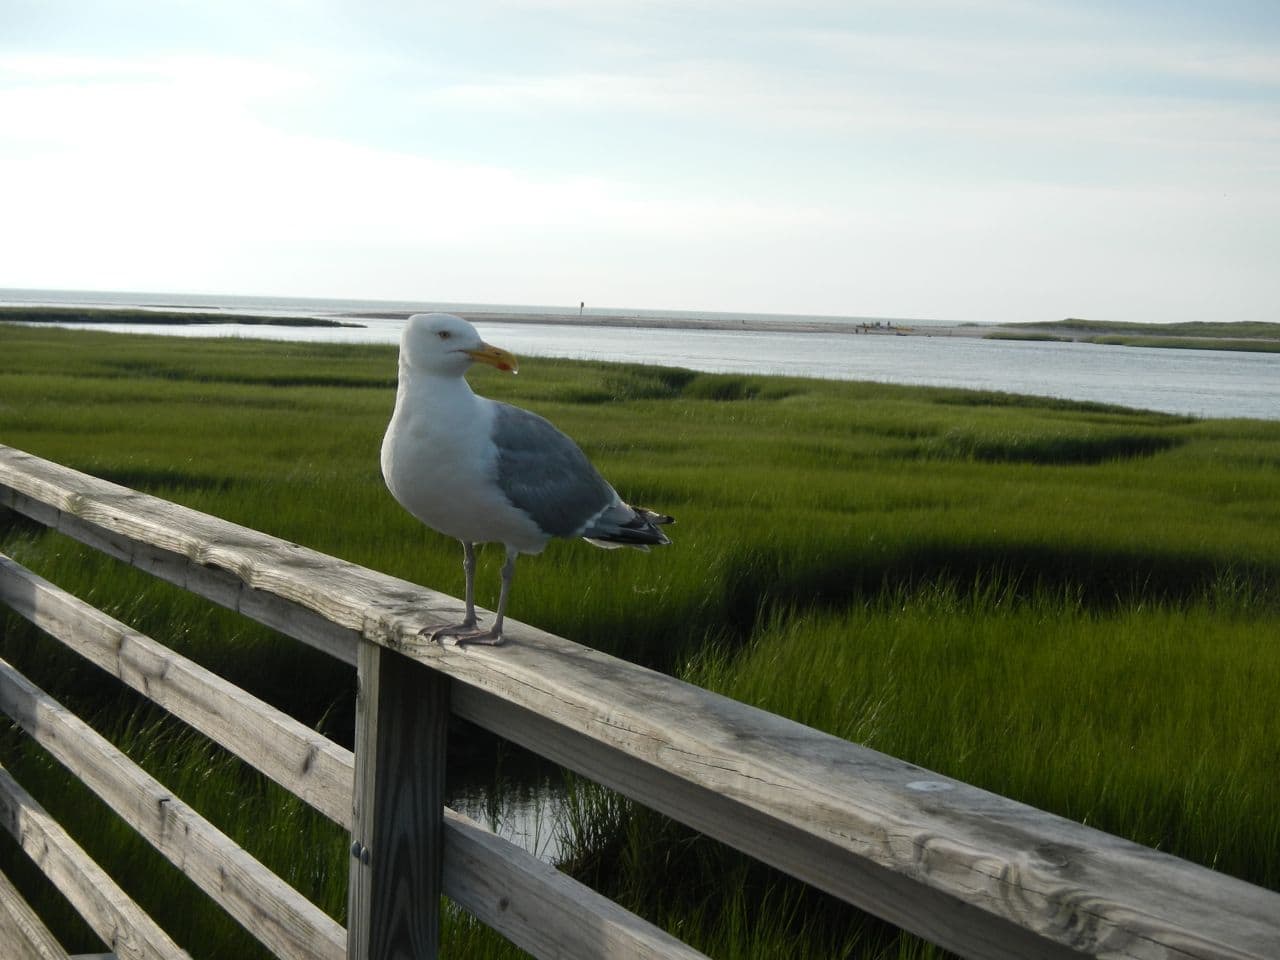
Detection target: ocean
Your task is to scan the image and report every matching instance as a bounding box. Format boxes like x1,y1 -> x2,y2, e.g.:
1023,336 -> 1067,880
2,288 -> 1275,421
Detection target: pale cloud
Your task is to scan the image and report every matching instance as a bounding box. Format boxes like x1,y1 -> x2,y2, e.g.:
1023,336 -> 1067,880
0,50 -> 827,297
1,4 -> 1277,322
799,28 -> 1280,86
0,51 -> 311,91
0,53 -> 312,150
418,50 -> 1280,199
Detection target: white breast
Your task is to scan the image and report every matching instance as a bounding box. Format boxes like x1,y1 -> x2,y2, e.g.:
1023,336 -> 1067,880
380,375 -> 548,553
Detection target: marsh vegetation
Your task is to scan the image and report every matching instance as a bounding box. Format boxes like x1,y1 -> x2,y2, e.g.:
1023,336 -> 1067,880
0,305 -> 361,327
1,325 -> 1277,958
988,318 -> 1280,352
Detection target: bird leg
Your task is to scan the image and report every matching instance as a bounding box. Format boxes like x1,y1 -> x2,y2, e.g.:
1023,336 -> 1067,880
485,546 -> 519,641
424,541 -> 478,642
427,543 -> 515,646
461,540 -> 478,626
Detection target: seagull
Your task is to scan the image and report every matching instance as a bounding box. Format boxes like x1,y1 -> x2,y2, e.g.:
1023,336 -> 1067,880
381,312 -> 673,645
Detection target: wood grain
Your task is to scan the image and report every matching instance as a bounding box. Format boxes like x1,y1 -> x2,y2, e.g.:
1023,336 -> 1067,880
4,444 -> 1279,960
0,763 -> 187,960
0,552 -> 715,960
348,641 -> 447,960
0,553 -> 353,827
442,806 -> 709,960
0,657 -> 345,960
0,866 -> 72,960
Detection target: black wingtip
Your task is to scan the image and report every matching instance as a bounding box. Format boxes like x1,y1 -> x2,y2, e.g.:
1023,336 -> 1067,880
642,509 -> 675,526
593,504 -> 675,547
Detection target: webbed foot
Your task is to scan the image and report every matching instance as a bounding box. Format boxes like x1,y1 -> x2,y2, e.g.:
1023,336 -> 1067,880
420,622 -> 506,646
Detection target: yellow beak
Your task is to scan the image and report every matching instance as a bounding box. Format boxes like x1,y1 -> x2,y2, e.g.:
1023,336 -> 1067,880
465,342 -> 519,374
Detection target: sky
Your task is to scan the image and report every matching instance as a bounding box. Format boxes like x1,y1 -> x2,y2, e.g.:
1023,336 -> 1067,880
1,1 -> 1277,324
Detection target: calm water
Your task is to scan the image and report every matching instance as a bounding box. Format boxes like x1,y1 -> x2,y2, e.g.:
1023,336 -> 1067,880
479,324 -> 1278,421
4,288 -> 1275,420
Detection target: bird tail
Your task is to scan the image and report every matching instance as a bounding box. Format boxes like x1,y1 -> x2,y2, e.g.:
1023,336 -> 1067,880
581,503 -> 674,550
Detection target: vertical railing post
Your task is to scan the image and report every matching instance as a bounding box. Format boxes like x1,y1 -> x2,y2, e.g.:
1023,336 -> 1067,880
348,639 -> 449,959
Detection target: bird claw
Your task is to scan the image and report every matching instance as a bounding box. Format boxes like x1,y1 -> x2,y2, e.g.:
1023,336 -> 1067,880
452,629 -> 506,647
420,623 -> 506,647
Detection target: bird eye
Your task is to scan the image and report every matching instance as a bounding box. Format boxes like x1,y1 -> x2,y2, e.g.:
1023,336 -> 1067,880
437,331 -> 451,340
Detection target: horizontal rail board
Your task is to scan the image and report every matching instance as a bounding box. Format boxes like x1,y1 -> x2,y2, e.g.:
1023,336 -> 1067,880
442,807 -> 708,960
0,484 -> 360,667
0,657 -> 345,960
0,552 -> 352,827
0,763 -> 188,960
0,551 -> 706,960
0,865 -> 73,960
3,444 -> 1280,959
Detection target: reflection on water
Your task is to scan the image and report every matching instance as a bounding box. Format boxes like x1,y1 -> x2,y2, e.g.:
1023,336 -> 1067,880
446,729 -> 572,864
448,777 -> 570,864
10,315 -> 1276,421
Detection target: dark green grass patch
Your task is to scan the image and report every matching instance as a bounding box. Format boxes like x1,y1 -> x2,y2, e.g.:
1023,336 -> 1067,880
0,305 -> 362,328
688,581 -> 1280,890
983,331 -> 1072,343
1025,318 -> 1280,340
991,318 -> 1280,354
923,425 -> 1184,463
1088,335 -> 1280,353
1,324 -> 1278,958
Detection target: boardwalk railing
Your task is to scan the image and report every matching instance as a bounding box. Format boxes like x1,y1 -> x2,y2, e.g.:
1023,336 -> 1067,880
0,443 -> 1277,960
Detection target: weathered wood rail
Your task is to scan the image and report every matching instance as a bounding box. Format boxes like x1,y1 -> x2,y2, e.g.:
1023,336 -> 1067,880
0,443 -> 1277,960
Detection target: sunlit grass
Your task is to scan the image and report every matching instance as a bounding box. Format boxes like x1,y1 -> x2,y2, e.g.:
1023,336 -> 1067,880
686,579 -> 1280,885
1,324 -> 1278,958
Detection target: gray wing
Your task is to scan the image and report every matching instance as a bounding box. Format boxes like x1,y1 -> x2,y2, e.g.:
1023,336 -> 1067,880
490,402 -> 617,538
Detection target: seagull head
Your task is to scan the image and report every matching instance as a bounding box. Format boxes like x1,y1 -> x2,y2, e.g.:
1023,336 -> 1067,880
400,313 -> 519,377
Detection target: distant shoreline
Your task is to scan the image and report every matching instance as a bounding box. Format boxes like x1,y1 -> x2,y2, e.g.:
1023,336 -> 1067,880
0,305 -> 363,329
382,309 -> 941,336
350,309 -> 1280,351
976,318 -> 1280,353
3,304 -> 1277,352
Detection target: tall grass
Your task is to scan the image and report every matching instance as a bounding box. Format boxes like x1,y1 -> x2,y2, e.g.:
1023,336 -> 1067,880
688,579 -> 1280,885
1,324 -> 1278,958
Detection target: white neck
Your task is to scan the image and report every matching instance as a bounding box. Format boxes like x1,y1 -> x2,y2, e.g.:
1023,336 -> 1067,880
394,363 -> 476,410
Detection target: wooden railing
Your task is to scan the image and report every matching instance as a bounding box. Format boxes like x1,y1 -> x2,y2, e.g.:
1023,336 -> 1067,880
0,443 -> 1276,960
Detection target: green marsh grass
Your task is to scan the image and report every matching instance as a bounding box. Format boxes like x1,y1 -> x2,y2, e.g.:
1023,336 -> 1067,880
1042,318 -> 1280,339
989,319 -> 1280,352
1,324 -> 1278,958
0,305 -> 360,328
